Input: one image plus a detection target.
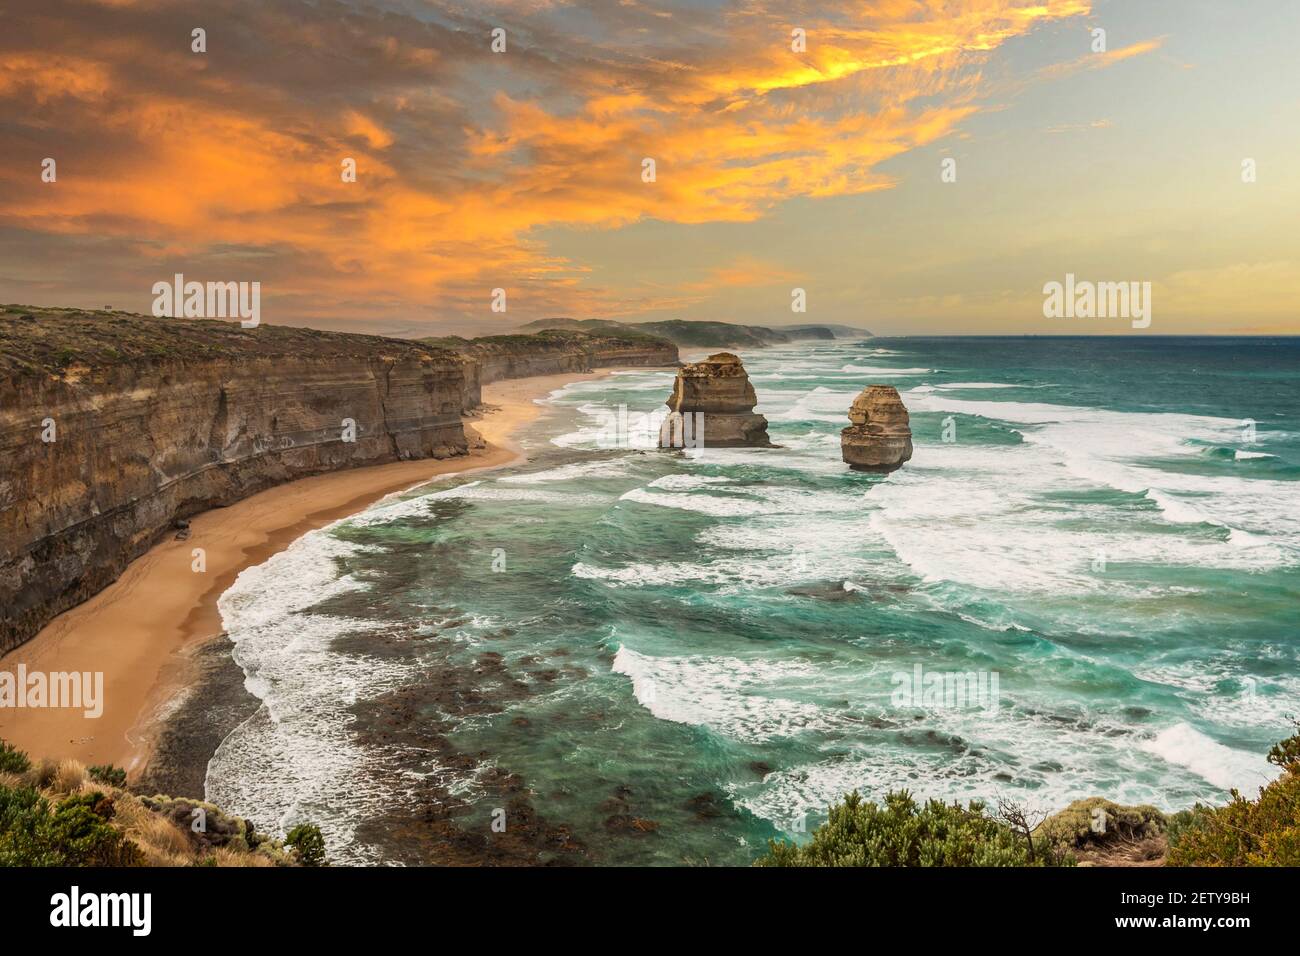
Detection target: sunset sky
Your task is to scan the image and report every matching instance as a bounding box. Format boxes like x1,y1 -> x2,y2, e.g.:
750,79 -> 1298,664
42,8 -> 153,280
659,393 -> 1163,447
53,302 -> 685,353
1,0 -> 1297,337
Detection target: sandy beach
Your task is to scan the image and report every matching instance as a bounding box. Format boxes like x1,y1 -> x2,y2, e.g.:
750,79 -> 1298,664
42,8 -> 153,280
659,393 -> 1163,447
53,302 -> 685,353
0,369 -> 614,777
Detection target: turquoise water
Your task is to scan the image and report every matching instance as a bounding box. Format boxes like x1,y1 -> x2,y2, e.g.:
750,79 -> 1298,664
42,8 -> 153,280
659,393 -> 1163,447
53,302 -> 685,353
208,337 -> 1300,865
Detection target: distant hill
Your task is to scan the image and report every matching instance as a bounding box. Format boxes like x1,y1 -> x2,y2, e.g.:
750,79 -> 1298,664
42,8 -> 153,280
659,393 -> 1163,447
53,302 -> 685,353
766,323 -> 873,339
514,318 -> 865,348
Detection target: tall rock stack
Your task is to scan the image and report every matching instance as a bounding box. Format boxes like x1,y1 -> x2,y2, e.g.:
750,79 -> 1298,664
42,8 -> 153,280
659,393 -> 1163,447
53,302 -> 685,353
840,385 -> 913,472
660,352 -> 772,448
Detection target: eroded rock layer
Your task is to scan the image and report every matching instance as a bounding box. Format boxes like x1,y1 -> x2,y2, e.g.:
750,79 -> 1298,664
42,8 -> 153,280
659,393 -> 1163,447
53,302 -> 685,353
840,385 -> 913,472
661,351 -> 771,448
0,309 -> 680,653
435,330 -> 679,411
0,310 -> 473,654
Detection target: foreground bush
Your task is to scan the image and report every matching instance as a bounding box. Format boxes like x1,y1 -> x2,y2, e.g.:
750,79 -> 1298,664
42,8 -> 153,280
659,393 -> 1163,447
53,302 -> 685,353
1166,724 -> 1300,866
0,738 -> 318,867
0,741 -> 30,775
0,785 -> 141,866
286,823 -> 328,866
88,764 -> 127,788
755,790 -> 1072,867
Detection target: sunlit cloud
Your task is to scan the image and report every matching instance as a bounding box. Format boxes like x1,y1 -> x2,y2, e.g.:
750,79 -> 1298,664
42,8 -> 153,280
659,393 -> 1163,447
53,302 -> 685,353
0,0 -> 1128,332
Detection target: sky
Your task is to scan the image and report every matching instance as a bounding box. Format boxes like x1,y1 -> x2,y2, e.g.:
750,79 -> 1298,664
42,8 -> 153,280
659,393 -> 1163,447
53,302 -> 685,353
1,0 -> 1297,337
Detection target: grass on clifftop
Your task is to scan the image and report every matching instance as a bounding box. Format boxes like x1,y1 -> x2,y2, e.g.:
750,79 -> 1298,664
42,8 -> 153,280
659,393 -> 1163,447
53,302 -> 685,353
0,305 -> 674,380
419,327 -> 674,353
0,739 -> 323,867
513,316 -> 795,348
0,305 -> 461,379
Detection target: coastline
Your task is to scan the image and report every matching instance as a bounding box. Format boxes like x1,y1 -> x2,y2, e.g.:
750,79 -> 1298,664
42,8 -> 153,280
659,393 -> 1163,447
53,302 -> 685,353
0,368 -> 617,784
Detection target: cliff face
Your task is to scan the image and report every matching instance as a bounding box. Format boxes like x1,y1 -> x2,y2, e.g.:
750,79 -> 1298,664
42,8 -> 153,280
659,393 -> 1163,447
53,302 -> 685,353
1,311 -> 679,654
841,385 -> 913,472
425,330 -> 679,409
0,309 -> 468,654
660,351 -> 772,448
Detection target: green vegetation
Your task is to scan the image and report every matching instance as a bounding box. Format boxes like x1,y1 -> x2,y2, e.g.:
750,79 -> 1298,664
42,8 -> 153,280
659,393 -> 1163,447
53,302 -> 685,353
765,725 -> 1299,867
1038,797 -> 1166,849
0,738 -> 314,867
88,764 -> 128,788
0,740 -> 30,774
0,785 -> 141,867
755,790 -> 1072,867
286,823 -> 328,866
1166,722 -> 1300,866
421,327 -> 673,354
0,305 -> 462,378
514,316 -> 808,348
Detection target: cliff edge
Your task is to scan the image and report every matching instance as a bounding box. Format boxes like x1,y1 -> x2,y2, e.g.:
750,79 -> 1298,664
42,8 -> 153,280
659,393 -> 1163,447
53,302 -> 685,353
0,307 -> 475,654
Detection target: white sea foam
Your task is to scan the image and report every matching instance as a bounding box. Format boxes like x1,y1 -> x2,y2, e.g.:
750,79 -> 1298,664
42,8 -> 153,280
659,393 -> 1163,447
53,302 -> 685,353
645,474 -> 734,491
208,530 -> 411,864
1235,450 -> 1275,460
934,382 -> 1023,390
867,439 -> 1291,595
612,646 -> 839,743
501,460 -> 630,483
840,365 -> 932,374
896,391 -> 1300,554
1140,723 -> 1279,792
768,386 -> 860,423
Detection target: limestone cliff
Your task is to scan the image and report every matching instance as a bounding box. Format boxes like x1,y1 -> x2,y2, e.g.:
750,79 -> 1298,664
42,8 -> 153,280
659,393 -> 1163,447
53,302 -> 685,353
0,308 -> 470,654
426,330 -> 678,410
0,309 -> 678,654
840,385 -> 913,472
660,352 -> 772,448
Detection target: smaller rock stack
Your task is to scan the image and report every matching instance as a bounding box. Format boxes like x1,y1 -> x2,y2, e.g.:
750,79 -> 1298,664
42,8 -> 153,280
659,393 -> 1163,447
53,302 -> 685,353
841,385 -> 913,472
660,352 -> 772,448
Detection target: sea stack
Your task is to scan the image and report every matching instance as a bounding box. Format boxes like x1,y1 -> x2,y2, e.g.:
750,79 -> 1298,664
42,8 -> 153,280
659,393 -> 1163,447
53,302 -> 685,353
840,385 -> 913,472
660,352 -> 772,448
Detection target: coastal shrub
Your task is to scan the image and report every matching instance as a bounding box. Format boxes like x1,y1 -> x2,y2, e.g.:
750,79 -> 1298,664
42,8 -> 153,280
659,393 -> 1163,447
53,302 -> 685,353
1038,797 -> 1167,851
46,792 -> 142,866
755,790 -> 1071,867
0,739 -> 30,774
0,784 -> 141,866
286,823 -> 327,867
1166,725 -> 1300,867
88,764 -> 128,789
1266,719 -> 1300,770
0,784 -> 62,866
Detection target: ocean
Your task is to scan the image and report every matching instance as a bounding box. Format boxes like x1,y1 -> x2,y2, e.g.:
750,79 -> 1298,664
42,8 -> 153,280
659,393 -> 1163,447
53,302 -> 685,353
205,336 -> 1300,865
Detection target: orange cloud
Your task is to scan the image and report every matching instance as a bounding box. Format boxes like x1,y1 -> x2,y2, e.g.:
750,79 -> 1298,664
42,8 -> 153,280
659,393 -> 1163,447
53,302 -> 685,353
0,0 -> 1099,329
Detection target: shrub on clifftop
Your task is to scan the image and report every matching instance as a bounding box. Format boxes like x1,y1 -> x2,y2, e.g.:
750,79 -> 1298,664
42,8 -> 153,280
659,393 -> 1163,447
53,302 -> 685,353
0,738 -> 299,867
286,823 -> 327,867
0,740 -> 30,774
1167,722 -> 1300,866
0,785 -> 141,866
755,790 -> 1072,867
